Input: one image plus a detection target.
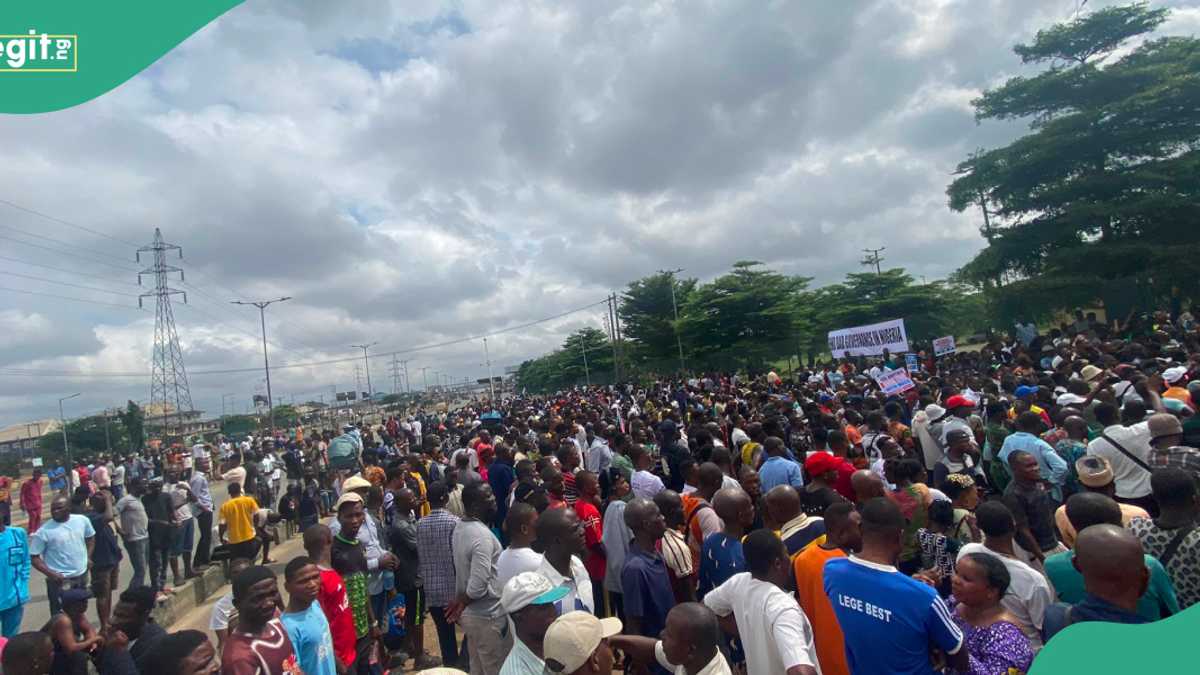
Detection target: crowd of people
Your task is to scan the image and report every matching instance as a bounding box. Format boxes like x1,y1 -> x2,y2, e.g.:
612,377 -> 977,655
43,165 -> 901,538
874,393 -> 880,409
0,307 -> 1198,675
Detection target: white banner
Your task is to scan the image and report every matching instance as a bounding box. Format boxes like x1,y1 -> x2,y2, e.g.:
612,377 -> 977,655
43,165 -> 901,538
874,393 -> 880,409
933,335 -> 956,357
827,318 -> 909,357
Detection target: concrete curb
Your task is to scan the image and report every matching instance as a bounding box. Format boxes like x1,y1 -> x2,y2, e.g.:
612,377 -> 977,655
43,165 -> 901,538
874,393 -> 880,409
151,522 -> 302,626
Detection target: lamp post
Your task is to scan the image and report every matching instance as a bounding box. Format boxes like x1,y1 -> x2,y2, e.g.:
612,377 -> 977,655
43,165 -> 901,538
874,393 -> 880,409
232,296 -> 291,434
483,337 -> 496,403
58,392 -> 80,484
351,342 -> 378,399
661,268 -> 686,373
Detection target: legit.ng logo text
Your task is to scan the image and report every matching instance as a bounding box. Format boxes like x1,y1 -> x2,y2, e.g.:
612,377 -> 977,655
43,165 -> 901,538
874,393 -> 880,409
0,30 -> 77,72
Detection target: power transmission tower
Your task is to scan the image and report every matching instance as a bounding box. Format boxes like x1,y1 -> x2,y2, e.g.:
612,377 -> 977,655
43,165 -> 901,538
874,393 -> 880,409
861,247 -> 886,275
137,228 -> 193,435
353,364 -> 363,397
389,355 -> 403,394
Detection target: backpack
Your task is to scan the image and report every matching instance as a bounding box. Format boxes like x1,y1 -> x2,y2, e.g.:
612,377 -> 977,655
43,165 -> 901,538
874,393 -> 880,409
328,434 -> 360,471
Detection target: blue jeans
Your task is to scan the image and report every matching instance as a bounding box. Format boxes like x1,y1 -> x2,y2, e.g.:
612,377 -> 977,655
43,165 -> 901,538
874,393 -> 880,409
0,604 -> 23,637
124,537 -> 148,590
172,518 -> 195,556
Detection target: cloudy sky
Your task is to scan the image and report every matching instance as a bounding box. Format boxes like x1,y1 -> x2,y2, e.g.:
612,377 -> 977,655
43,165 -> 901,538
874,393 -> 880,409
1,0 -> 1196,427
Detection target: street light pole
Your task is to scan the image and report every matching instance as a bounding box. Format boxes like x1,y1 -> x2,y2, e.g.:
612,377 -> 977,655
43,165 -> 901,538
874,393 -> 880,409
661,268 -> 686,373
483,337 -> 496,403
351,343 -> 378,399
232,296 -> 292,434
58,392 -> 80,482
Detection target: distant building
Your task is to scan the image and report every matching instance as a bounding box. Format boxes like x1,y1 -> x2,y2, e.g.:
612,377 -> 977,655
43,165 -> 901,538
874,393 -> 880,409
0,419 -> 61,456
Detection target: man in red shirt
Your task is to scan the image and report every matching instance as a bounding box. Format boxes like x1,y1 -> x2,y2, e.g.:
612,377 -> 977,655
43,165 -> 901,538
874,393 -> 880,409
19,470 -> 42,533
302,524 -> 357,671
573,471 -> 606,617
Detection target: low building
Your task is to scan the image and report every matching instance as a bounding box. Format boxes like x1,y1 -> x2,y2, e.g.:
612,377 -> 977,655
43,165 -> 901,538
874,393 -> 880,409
0,419 -> 61,456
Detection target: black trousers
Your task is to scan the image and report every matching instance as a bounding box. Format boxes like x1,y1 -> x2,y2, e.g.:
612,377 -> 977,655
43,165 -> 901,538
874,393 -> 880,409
428,606 -> 459,668
193,510 -> 214,568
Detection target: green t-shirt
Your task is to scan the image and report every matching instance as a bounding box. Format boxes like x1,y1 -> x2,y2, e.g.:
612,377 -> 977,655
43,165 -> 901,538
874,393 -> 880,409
1044,550 -> 1180,620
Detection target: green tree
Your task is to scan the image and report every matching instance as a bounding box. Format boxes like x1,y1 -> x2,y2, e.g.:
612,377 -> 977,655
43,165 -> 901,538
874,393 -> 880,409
117,400 -> 144,451
948,3 -> 1200,322
561,327 -> 613,385
271,405 -> 300,428
516,327 -> 613,392
619,271 -> 696,364
221,414 -> 259,438
39,413 -> 129,464
680,261 -> 811,369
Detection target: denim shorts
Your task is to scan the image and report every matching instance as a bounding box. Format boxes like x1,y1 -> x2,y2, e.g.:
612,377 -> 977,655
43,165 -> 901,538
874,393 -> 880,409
172,518 -> 195,555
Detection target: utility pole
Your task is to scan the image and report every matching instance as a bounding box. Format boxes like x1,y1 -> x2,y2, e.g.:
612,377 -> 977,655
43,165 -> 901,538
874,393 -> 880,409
58,393 -> 80,480
660,268 -> 686,374
232,296 -> 292,433
354,364 -> 363,397
483,337 -> 496,402
351,342 -> 377,398
861,247 -> 886,275
580,337 -> 591,386
607,294 -> 620,383
420,367 -> 430,391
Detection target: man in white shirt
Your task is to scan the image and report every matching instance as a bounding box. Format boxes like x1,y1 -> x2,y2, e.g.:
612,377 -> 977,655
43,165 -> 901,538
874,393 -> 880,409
1087,401 -> 1155,512
495,504 -> 542,591
956,500 -> 1053,649
611,602 -> 733,675
535,507 -> 593,615
702,530 -> 819,675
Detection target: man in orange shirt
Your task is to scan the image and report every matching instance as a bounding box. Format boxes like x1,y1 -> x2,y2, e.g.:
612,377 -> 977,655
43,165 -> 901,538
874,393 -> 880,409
793,501 -> 861,675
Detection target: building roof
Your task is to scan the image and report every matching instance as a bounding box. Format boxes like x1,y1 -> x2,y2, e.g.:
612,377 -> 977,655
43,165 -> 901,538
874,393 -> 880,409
0,419 -> 61,444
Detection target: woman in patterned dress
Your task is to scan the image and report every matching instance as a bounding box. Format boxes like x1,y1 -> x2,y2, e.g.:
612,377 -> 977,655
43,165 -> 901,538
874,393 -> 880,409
948,551 -> 1035,675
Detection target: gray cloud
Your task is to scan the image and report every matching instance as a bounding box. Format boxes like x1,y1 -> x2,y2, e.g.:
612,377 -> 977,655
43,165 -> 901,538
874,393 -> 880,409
0,0 -> 1189,424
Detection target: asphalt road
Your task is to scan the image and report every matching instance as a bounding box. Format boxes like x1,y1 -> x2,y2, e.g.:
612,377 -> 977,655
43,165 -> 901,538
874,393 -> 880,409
11,476 -> 240,632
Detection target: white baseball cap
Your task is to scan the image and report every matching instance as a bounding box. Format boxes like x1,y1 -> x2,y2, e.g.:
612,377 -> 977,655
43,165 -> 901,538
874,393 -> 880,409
1164,366 -> 1187,384
500,571 -> 569,615
543,611 -> 622,674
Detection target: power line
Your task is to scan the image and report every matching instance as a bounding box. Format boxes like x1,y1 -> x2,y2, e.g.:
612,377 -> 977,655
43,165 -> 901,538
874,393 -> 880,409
0,233 -> 142,273
0,255 -> 142,288
0,270 -> 140,297
0,222 -> 134,265
4,297 -> 611,378
0,197 -> 141,247
0,285 -> 148,311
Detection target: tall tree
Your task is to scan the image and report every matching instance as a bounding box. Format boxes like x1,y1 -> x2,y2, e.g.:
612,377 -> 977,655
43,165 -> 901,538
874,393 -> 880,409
680,261 -> 811,368
948,3 -> 1200,321
619,271 -> 696,363
117,400 -> 144,451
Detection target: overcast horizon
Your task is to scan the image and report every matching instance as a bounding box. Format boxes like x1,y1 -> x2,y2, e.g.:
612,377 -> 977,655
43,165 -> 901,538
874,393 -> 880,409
2,0 -> 1198,427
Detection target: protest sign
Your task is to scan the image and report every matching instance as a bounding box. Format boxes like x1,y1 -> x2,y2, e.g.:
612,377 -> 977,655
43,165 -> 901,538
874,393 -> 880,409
875,368 -> 916,395
933,335 -> 956,357
827,318 -> 909,357
905,353 -> 919,372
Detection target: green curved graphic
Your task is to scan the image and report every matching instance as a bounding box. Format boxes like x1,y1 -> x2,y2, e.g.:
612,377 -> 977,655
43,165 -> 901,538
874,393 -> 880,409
0,0 -> 243,114
1031,603 -> 1200,673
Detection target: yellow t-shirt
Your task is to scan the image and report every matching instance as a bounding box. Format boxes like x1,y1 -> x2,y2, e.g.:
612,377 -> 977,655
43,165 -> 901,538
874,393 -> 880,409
220,495 -> 259,545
